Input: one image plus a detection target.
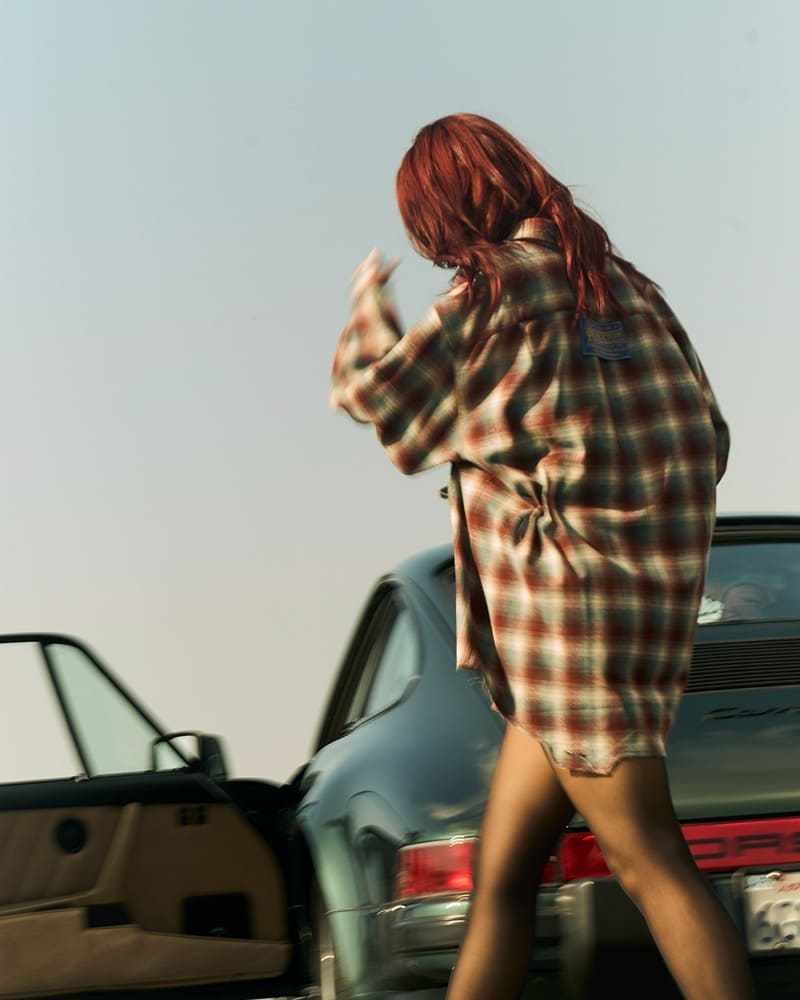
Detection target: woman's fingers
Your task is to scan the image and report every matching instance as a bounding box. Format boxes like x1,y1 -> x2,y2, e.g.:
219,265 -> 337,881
350,248 -> 382,291
377,257 -> 401,283
350,249 -> 400,302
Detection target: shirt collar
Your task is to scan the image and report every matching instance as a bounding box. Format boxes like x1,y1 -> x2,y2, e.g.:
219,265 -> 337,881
508,216 -> 560,249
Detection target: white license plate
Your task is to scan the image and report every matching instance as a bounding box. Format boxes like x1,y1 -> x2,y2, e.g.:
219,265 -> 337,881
740,870 -> 800,953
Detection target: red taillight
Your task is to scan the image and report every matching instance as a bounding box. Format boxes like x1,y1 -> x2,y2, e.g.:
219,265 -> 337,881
395,838 -> 558,899
394,817 -> 800,900
396,839 -> 476,898
558,831 -> 611,880
557,816 -> 800,882
682,817 -> 800,871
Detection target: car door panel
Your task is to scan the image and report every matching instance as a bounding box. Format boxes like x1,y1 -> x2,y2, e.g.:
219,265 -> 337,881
0,636 -> 300,999
0,805 -> 122,909
0,788 -> 294,998
1,909 -> 292,997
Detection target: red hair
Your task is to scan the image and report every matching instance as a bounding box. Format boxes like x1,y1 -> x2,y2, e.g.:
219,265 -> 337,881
396,114 -> 646,316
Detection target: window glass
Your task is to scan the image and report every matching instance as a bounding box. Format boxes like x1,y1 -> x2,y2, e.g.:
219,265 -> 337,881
45,642 -> 183,776
0,641 -> 82,783
361,606 -> 419,718
701,542 -> 800,623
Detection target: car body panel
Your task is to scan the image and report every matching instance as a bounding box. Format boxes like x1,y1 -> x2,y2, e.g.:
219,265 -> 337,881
667,681 -> 800,818
296,576 -> 503,994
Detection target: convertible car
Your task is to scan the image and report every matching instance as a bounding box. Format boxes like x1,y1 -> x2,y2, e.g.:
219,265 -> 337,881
2,514 -> 799,999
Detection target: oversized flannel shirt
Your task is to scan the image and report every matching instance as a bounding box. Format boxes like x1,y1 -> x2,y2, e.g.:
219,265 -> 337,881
330,217 -> 729,774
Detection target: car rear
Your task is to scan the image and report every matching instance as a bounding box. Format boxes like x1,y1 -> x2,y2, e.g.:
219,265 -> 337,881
379,518 -> 800,998
556,613 -> 800,998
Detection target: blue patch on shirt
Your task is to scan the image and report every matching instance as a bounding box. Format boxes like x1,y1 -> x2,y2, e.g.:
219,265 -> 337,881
579,317 -> 631,360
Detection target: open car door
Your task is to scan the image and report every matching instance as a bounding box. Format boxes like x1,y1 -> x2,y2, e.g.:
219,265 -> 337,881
0,634 -> 309,1000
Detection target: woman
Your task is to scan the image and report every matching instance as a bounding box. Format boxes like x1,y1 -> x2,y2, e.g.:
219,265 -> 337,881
330,114 -> 752,999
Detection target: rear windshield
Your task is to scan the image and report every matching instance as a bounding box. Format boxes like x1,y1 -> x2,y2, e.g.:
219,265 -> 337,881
437,540 -> 800,626
700,541 -> 800,623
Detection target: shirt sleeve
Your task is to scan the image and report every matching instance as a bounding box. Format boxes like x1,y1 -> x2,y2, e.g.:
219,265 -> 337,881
644,284 -> 731,484
329,283 -> 460,475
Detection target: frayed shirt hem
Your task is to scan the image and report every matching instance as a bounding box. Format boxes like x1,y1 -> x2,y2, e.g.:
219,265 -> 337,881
504,715 -> 667,777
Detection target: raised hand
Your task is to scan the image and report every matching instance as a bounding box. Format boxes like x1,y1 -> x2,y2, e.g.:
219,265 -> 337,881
349,248 -> 400,306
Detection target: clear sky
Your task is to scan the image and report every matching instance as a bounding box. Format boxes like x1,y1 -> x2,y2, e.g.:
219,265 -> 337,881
2,0 -> 798,782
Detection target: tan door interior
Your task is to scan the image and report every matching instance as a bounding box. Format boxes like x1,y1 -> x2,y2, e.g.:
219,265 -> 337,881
0,800 -> 292,998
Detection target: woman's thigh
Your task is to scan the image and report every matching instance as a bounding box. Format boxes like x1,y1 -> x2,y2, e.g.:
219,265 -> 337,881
552,754 -> 696,895
473,724 -> 574,897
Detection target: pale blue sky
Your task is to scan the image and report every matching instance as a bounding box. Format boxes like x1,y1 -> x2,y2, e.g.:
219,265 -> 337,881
1,0 -> 798,781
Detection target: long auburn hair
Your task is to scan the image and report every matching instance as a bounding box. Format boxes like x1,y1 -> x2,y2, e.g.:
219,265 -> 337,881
396,113 -> 646,316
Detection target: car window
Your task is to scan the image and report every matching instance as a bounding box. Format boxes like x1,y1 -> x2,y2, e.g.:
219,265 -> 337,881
361,607 -> 419,718
0,641 -> 83,783
700,542 -> 800,623
45,641 -> 185,776
345,598 -> 420,725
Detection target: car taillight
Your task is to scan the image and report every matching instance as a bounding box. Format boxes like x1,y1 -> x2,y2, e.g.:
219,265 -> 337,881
557,816 -> 800,882
557,831 -> 610,880
395,839 -> 559,899
396,839 -> 476,898
394,818 -> 800,900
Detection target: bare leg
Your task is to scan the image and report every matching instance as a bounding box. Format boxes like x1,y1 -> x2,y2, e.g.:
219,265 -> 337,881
446,724 -> 574,1000
552,732 -> 754,1000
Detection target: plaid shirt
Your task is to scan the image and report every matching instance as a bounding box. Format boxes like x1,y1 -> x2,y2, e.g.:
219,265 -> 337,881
330,218 -> 729,774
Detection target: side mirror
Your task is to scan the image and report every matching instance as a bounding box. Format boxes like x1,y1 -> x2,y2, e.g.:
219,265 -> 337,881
151,731 -> 229,781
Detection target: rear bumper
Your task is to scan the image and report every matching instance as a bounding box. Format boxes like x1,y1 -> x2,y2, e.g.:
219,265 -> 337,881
374,894 -> 467,988
375,893 -> 562,996
556,878 -> 678,998
556,876 -> 800,1000
361,877 -> 800,998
